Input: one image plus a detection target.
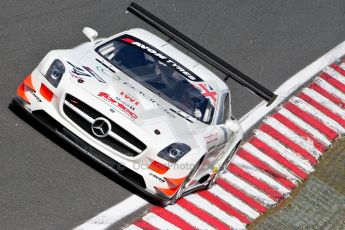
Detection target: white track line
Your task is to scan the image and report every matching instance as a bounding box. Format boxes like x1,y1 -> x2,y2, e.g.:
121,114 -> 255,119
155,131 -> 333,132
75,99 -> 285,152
74,40 -> 345,230
240,40 -> 345,131
74,195 -> 148,230
123,225 -> 142,230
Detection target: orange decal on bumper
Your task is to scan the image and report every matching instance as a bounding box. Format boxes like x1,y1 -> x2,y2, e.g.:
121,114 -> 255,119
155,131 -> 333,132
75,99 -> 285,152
155,186 -> 179,197
148,161 -> 170,174
164,177 -> 186,187
23,74 -> 35,91
16,83 -> 30,104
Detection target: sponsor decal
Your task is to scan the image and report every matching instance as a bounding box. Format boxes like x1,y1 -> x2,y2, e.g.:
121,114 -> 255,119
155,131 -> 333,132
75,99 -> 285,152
149,173 -> 166,183
121,37 -> 203,82
30,91 -> 42,103
98,92 -> 137,119
204,133 -> 219,145
123,81 -> 175,118
120,91 -> 139,106
212,166 -> 219,173
110,91 -> 139,111
70,74 -> 82,81
67,61 -> 106,83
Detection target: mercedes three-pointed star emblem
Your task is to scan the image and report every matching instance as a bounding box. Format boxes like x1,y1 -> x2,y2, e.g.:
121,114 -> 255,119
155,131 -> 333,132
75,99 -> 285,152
91,117 -> 111,138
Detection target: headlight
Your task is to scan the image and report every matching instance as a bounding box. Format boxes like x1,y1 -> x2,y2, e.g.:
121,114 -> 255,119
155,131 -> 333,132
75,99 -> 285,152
158,143 -> 191,163
45,59 -> 65,87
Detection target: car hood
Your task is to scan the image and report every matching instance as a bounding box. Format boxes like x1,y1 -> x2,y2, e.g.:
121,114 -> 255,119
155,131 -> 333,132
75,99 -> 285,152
65,51 -> 207,140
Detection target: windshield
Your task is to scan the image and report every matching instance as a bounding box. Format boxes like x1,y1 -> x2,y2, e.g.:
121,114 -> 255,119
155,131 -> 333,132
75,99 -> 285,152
96,35 -> 216,124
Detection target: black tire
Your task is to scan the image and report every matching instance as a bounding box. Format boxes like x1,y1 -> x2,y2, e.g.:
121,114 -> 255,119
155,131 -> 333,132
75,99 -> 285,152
207,142 -> 241,189
168,156 -> 204,205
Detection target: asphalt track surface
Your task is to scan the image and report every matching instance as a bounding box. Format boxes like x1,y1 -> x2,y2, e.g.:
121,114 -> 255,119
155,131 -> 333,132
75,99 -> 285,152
1,1 -> 345,229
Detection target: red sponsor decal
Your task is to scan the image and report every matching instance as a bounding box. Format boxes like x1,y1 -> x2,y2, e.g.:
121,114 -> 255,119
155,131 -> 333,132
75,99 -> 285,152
98,92 -> 138,119
121,38 -> 135,43
204,133 -> 218,144
120,91 -> 139,106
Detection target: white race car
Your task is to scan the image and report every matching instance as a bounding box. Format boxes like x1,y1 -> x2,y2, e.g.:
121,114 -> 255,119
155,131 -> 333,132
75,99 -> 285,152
11,3 -> 276,204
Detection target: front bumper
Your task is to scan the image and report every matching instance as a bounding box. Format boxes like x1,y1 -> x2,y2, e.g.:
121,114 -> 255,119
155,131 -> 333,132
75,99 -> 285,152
10,97 -> 171,203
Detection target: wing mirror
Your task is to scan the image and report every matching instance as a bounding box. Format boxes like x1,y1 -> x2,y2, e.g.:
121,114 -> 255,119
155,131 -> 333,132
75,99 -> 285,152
224,119 -> 241,133
82,27 -> 98,43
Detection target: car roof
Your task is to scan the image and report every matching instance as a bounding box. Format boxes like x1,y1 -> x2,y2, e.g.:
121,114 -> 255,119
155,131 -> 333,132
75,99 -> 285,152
123,28 -> 229,93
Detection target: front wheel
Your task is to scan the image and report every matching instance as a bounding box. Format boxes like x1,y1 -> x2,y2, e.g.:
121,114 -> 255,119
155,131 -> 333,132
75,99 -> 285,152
168,157 -> 203,205
207,142 -> 241,189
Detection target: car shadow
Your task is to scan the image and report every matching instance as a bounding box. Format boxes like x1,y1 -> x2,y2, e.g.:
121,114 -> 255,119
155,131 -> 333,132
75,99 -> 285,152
8,101 -> 165,207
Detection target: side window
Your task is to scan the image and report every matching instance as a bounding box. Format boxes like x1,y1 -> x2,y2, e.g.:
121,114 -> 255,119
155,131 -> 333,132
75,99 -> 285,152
217,93 -> 230,125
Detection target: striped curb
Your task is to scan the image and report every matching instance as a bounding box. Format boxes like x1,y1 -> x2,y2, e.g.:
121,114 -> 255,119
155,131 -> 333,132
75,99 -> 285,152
122,59 -> 345,230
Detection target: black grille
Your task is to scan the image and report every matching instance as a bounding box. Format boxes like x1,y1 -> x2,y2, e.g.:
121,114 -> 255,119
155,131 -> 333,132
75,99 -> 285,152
12,98 -> 146,189
63,94 -> 146,157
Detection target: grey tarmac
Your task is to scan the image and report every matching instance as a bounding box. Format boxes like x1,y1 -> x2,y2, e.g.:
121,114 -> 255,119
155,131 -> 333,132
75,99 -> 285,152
1,1 -> 345,229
